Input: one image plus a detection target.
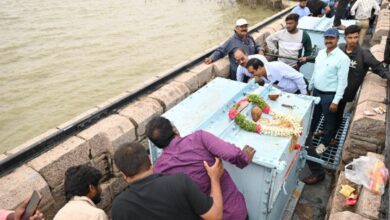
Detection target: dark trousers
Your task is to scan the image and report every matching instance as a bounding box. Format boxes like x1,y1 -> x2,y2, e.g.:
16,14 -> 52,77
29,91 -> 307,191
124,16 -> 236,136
333,0 -> 349,27
310,89 -> 339,146
307,89 -> 346,176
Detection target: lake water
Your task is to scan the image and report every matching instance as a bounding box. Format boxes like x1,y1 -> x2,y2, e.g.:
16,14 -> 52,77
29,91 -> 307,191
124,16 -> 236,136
0,0 -> 276,153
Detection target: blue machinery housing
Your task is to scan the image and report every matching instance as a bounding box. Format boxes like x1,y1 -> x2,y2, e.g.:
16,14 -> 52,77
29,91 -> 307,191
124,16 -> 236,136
149,78 -> 317,219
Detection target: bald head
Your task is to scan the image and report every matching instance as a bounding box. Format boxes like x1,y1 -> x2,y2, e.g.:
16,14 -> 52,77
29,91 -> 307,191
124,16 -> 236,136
234,48 -> 249,66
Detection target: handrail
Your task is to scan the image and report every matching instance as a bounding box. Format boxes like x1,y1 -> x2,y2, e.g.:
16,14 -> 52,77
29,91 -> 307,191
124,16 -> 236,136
0,5 -> 295,176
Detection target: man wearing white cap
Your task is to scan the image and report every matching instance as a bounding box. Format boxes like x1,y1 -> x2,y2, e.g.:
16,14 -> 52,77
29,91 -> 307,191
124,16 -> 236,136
204,18 -> 264,81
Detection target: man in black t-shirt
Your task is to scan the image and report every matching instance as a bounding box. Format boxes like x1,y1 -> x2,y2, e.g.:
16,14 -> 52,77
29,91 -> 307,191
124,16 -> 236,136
111,142 -> 224,220
307,0 -> 330,17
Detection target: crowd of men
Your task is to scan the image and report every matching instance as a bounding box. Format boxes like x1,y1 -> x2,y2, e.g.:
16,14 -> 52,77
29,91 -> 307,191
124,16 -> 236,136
1,0 -> 390,219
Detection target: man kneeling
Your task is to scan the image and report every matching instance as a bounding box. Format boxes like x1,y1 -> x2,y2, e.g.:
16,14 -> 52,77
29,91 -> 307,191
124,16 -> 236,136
111,142 -> 224,220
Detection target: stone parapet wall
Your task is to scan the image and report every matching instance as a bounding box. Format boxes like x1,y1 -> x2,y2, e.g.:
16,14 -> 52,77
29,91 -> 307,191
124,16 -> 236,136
327,5 -> 389,220
0,8 -> 291,219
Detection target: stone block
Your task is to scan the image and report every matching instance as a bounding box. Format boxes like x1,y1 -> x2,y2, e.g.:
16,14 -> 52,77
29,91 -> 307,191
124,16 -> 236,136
57,108 -> 100,130
212,57 -> 230,78
109,176 -> 128,197
347,138 -> 383,155
96,182 -> 112,210
28,136 -> 90,188
189,63 -> 214,87
328,171 -> 356,214
365,72 -> 387,88
91,153 -> 112,178
174,71 -> 199,92
52,183 -> 66,210
118,98 -> 163,137
370,44 -> 385,54
148,81 -> 190,111
357,77 -> 387,105
349,101 -> 386,147
267,21 -> 284,32
78,114 -> 136,155
6,128 -> 60,156
78,132 -> 111,158
328,211 -> 369,220
0,165 -> 54,210
372,28 -> 389,44
371,51 -> 384,61
356,184 -> 382,219
0,153 -> 7,162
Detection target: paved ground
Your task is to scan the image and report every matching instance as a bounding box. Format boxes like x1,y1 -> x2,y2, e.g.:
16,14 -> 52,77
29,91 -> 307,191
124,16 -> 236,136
292,166 -> 335,220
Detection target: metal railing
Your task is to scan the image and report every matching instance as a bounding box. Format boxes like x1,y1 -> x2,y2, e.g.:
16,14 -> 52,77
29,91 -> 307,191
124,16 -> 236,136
0,6 -> 296,176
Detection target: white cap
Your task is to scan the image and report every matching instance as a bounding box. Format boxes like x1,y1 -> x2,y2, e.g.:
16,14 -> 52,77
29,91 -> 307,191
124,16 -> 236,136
236,18 -> 248,26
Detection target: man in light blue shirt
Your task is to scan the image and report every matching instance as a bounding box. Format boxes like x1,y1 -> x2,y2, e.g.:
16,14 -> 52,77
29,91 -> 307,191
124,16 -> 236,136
246,59 -> 307,94
234,48 -> 268,82
291,0 -> 312,19
304,28 -> 350,185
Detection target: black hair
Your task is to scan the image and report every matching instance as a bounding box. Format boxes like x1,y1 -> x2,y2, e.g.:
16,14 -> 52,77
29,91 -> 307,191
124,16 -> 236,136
64,165 -> 102,201
286,13 -> 299,22
233,47 -> 247,55
246,58 -> 264,70
344,25 -> 361,36
114,142 -> 151,177
145,116 -> 175,148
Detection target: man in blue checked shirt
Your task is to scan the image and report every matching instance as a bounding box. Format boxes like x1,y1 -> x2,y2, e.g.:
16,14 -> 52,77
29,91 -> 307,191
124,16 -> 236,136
304,28 -> 350,185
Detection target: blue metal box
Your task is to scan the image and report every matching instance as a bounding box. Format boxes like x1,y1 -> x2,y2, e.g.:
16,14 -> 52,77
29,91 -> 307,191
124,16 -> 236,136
149,78 -> 319,219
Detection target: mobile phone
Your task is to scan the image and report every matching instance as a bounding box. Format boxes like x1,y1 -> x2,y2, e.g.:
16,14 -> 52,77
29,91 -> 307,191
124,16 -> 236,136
21,190 -> 42,220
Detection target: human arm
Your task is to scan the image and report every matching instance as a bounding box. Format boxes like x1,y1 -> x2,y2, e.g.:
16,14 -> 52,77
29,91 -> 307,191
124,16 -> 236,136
372,0 -> 380,15
237,66 -> 253,82
205,39 -> 232,64
281,63 -> 307,95
265,31 -> 280,54
199,130 -> 252,168
332,56 -> 350,104
350,0 -> 360,16
250,36 -> 263,55
199,158 -> 224,220
364,49 -> 390,79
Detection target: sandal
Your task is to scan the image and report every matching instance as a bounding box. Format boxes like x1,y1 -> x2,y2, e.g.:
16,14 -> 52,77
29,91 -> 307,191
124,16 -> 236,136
315,144 -> 327,155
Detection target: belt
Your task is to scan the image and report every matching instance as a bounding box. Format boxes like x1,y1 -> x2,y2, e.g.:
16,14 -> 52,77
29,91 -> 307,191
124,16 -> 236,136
314,88 -> 336,95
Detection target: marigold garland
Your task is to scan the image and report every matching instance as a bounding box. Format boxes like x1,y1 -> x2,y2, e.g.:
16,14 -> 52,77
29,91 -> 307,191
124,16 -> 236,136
228,94 -> 302,137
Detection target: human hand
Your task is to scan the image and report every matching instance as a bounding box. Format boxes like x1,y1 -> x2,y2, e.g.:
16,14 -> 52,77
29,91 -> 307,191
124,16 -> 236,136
242,145 -> 256,162
298,56 -> 307,63
259,50 -> 265,55
204,57 -> 213,65
204,158 -> 224,181
329,103 -> 338,112
14,198 -> 45,220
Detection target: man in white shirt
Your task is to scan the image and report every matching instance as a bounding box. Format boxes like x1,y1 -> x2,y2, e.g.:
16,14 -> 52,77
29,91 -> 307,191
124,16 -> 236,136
234,48 -> 268,82
54,165 -> 108,220
245,58 -> 307,94
350,0 -> 380,45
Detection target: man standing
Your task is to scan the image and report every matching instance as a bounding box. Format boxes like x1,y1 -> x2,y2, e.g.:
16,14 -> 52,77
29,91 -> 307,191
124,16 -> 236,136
266,13 -> 312,66
291,0 -> 312,19
112,142 -> 224,220
307,0 -> 331,17
304,28 -> 350,185
337,25 -> 390,121
204,18 -> 263,80
350,0 -> 380,45
246,59 -> 308,94
234,48 -> 268,82
146,117 -> 255,220
54,165 -> 108,220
